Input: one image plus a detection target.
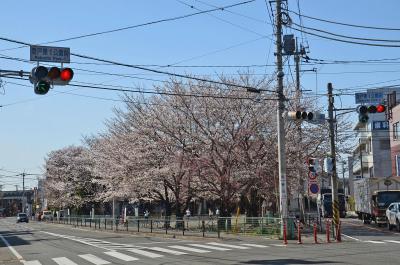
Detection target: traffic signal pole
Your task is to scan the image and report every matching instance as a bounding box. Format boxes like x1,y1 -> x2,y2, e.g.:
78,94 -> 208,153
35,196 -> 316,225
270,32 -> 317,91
275,0 -> 288,233
327,83 -> 341,241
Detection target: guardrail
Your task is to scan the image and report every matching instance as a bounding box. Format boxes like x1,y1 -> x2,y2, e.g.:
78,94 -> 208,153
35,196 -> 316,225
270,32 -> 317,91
43,216 -> 296,239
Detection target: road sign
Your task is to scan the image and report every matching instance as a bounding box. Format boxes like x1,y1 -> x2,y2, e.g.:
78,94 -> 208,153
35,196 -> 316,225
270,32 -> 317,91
309,183 -> 319,194
30,45 -> 70,63
308,171 -> 318,180
355,92 -> 384,104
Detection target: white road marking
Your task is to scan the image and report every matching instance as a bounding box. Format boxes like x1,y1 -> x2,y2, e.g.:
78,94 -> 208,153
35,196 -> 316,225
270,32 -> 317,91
240,243 -> 269,248
148,247 -> 187,255
384,240 -> 400,244
364,240 -> 386,244
52,257 -> 79,265
0,233 -> 25,261
78,254 -> 111,265
207,242 -> 249,249
126,248 -> 164,258
341,234 -> 361,241
23,261 -> 42,265
104,251 -> 138,261
188,244 -> 231,251
270,244 -> 287,247
169,245 -> 211,253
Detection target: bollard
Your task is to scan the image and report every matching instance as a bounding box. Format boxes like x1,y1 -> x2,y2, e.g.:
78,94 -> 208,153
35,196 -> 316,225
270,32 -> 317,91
150,220 -> 153,233
283,221 -> 288,245
202,220 -> 205,237
137,219 -> 140,232
313,222 -> 318,244
326,220 -> 330,243
336,222 -> 341,242
182,219 -> 185,236
297,220 -> 302,244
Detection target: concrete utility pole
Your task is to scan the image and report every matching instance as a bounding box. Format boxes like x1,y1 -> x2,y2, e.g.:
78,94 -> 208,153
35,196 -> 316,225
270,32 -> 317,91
327,83 -> 340,241
295,39 -> 305,220
275,0 -> 288,228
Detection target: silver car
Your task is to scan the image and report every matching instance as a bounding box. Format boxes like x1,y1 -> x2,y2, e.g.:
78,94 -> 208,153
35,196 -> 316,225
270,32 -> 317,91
386,202 -> 400,231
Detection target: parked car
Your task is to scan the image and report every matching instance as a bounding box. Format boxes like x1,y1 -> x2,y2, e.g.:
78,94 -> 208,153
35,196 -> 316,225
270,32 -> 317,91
16,212 -> 29,223
386,202 -> 400,231
41,211 -> 53,221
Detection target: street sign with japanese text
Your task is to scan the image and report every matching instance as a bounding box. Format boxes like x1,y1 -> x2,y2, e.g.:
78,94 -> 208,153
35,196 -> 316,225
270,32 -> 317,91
30,45 -> 70,63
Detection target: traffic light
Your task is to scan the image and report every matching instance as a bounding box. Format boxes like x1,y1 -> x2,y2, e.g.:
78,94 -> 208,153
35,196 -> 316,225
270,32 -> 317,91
29,66 -> 74,95
287,111 -> 314,121
307,158 -> 318,179
357,104 -> 386,123
307,158 -> 316,173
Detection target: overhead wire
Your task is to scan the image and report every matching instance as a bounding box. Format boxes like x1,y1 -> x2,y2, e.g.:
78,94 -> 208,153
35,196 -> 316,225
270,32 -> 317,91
0,0 -> 257,52
0,36 -> 278,93
289,25 -> 400,48
287,9 -> 400,31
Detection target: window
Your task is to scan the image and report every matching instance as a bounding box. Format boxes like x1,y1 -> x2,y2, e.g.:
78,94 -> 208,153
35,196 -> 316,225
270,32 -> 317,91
393,122 -> 400,140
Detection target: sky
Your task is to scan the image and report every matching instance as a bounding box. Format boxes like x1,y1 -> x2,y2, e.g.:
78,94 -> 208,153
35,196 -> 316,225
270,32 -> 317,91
1,0 -> 399,190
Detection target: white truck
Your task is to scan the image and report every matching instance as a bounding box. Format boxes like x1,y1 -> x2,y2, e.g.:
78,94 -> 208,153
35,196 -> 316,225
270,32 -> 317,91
353,177 -> 400,226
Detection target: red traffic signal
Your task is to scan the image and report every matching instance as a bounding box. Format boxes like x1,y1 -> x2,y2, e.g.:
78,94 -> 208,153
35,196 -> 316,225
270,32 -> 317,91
376,104 -> 386,113
357,104 -> 386,114
60,68 -> 74,81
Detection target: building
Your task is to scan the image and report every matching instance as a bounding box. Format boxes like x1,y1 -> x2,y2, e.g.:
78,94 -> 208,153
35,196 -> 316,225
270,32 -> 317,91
351,111 -> 391,179
0,190 -> 34,216
388,103 -> 400,176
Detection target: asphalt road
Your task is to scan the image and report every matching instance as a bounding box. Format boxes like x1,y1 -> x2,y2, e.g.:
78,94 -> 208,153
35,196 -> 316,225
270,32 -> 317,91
1,217 -> 400,265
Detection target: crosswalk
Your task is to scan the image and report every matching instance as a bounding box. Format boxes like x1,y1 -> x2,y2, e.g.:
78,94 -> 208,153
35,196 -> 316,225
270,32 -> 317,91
22,241 -> 277,264
363,239 -> 400,244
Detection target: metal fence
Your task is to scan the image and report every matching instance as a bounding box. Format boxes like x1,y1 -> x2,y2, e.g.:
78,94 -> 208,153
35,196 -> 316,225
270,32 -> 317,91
43,215 -> 297,239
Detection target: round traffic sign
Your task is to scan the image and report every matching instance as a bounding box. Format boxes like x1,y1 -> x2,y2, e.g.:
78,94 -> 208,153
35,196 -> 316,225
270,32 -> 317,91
309,183 -> 319,194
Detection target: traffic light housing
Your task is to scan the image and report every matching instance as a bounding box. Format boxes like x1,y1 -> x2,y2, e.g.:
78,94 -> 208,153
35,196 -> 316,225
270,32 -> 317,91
307,158 -> 316,173
30,66 -> 74,95
357,104 -> 386,123
287,111 -> 314,121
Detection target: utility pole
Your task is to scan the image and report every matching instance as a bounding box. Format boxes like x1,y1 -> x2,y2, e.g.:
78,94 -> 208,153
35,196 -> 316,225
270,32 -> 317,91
359,138 -> 364,178
275,0 -> 288,230
327,83 -> 340,241
22,172 -> 26,213
294,38 -> 306,220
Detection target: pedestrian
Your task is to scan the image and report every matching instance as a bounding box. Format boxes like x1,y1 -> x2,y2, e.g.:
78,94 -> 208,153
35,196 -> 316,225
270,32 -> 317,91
185,208 -> 191,218
215,208 -> 220,217
144,209 -> 149,219
208,208 -> 213,218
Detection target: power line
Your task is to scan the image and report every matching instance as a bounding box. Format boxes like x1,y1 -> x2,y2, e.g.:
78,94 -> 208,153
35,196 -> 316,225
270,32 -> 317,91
291,22 -> 400,43
288,9 -> 400,31
0,36 -> 277,93
175,0 -> 269,38
0,75 -> 279,101
0,0 -> 256,52
289,25 -> 400,48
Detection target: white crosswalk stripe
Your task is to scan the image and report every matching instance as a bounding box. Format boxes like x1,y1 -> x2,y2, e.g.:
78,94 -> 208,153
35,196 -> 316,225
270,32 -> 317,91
241,243 -> 269,248
169,245 -> 211,253
23,261 -> 42,265
104,251 -> 138,261
207,242 -> 249,249
384,240 -> 400,244
270,244 -> 287,247
126,248 -> 164,258
364,240 -> 386,244
188,243 -> 231,251
78,254 -> 111,265
148,247 -> 187,255
52,257 -> 78,265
